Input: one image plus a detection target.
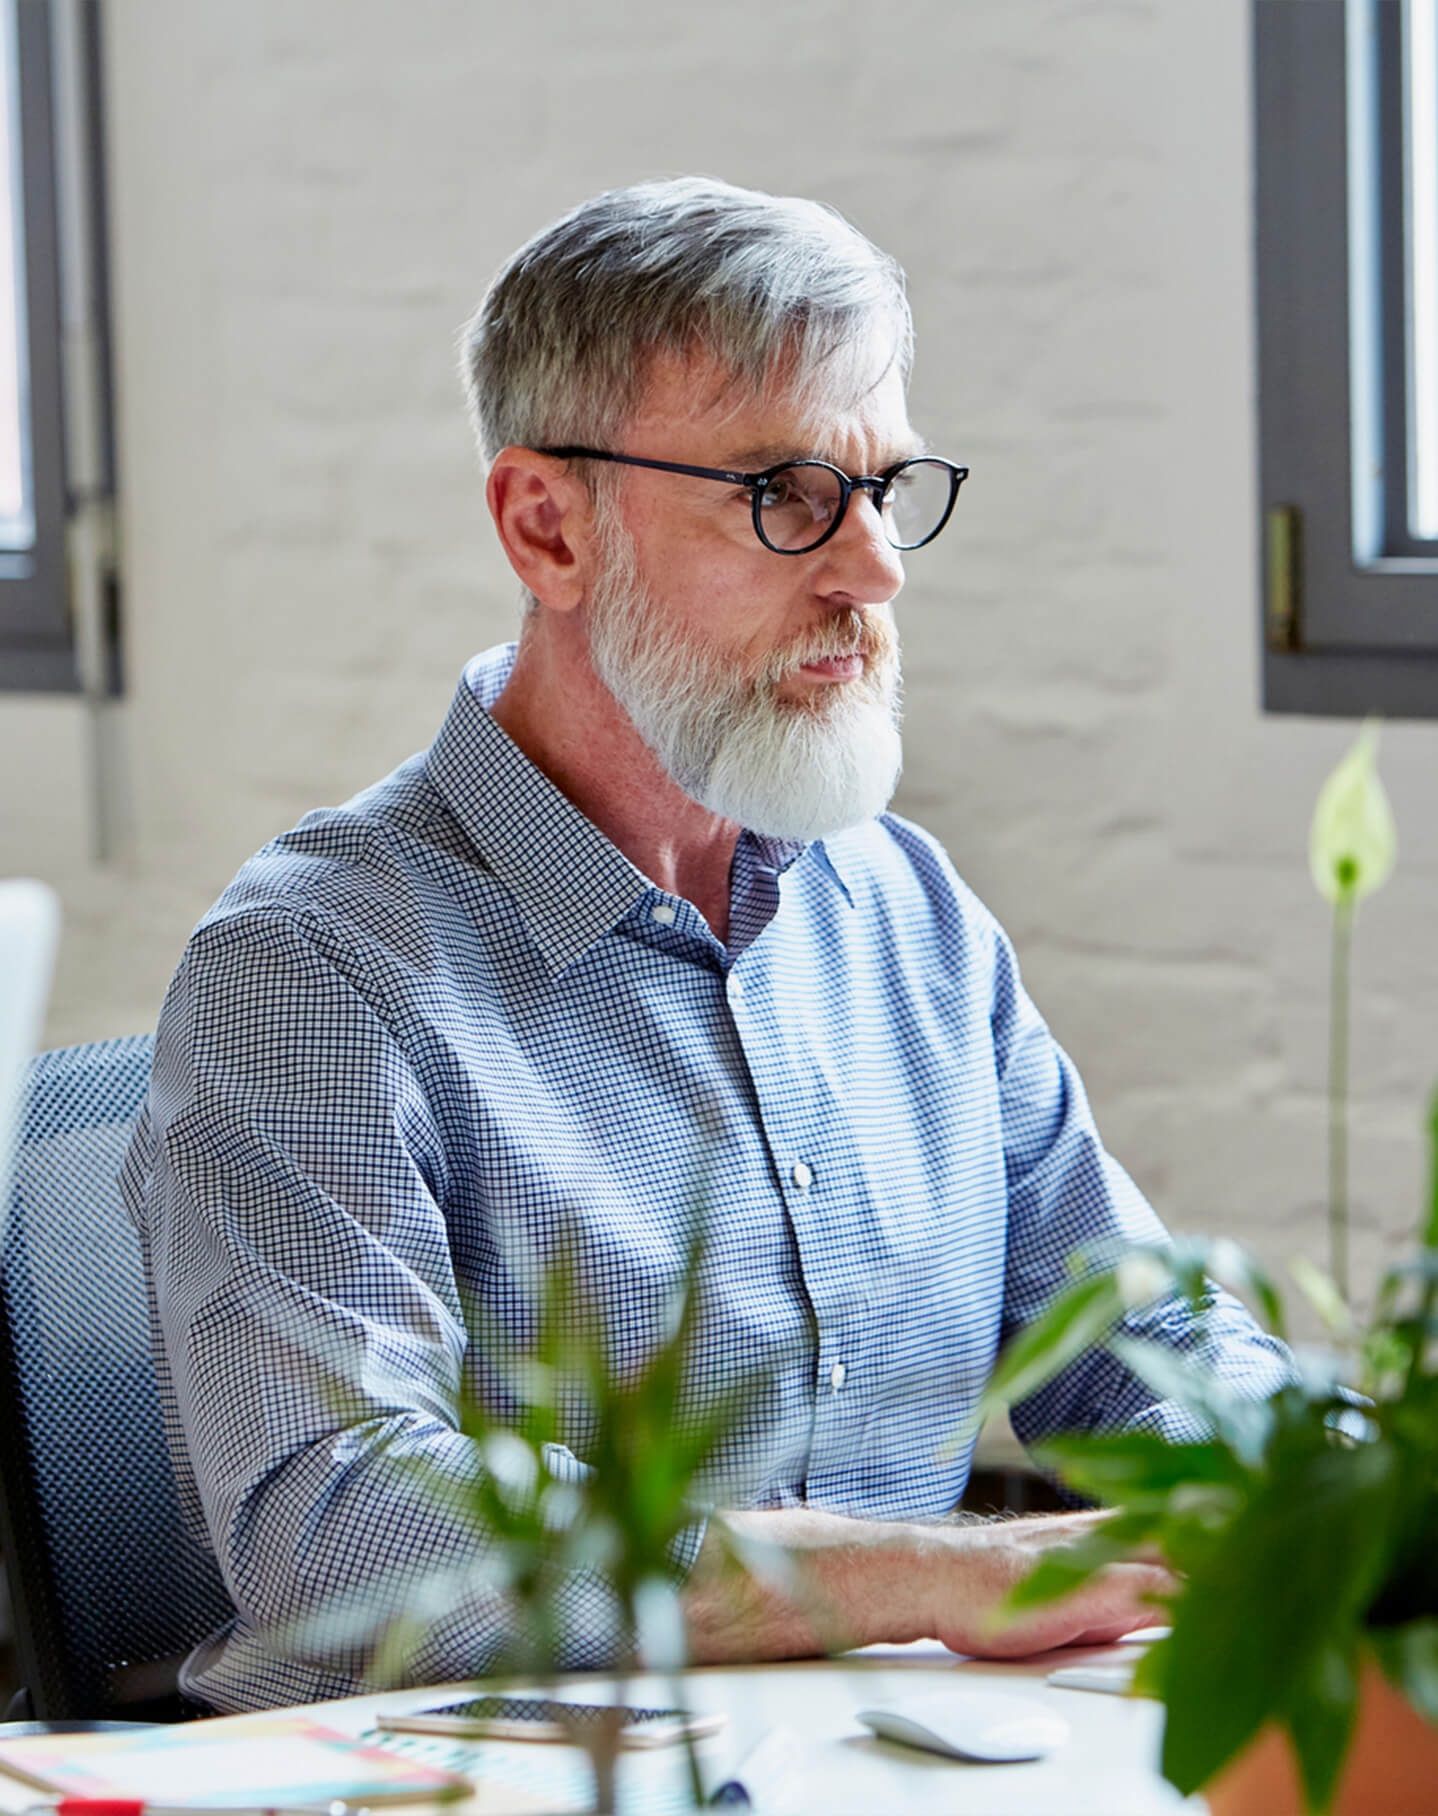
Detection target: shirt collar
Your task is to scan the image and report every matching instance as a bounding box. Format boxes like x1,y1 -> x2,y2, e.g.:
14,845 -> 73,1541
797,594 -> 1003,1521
805,838 -> 855,906
425,645 -> 856,972
739,829 -> 854,907
425,648 -> 650,975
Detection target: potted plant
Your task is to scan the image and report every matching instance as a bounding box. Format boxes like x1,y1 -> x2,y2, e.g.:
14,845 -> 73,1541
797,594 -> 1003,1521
356,1224 -> 776,1816
969,726 -> 1438,1814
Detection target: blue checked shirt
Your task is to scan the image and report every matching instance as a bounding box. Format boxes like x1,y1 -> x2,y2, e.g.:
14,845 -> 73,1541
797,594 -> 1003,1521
123,644 -> 1290,1714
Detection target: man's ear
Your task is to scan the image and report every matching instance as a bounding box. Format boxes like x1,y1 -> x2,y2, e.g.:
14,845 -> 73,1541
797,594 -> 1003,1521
486,450 -> 596,613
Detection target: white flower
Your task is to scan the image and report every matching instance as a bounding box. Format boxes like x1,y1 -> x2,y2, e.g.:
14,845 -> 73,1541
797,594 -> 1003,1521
1309,721 -> 1397,905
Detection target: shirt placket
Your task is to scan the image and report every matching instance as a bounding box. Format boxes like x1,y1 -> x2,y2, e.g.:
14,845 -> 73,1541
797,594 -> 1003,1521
723,847 -> 871,1500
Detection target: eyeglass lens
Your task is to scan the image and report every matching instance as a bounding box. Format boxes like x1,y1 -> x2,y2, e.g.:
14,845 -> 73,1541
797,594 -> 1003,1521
755,458 -> 955,553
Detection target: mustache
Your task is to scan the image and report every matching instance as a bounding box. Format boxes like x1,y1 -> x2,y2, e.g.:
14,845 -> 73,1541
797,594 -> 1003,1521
763,607 -> 899,684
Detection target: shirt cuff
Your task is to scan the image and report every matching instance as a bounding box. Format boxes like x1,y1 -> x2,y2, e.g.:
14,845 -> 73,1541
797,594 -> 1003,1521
540,1442 -> 710,1583
666,1507 -> 711,1582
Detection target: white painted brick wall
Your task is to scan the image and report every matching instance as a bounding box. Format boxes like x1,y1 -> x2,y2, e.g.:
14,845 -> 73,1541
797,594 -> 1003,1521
4,0 -> 1435,1299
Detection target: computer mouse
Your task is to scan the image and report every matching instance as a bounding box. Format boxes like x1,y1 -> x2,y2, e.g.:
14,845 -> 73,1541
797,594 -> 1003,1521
856,1686 -> 1071,1763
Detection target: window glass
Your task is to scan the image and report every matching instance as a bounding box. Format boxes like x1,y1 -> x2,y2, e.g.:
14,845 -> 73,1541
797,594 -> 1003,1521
1407,0 -> 1438,537
0,0 -> 31,557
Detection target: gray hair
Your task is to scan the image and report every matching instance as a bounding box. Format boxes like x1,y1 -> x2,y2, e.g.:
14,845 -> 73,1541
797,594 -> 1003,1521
460,176 -> 913,465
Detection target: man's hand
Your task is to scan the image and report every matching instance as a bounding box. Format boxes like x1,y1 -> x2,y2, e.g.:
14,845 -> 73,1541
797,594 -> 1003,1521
683,1506 -> 1173,1664
910,1509 -> 1173,1657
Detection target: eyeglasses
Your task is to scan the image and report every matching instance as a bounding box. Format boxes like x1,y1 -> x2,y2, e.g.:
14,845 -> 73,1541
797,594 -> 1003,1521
538,446 -> 970,556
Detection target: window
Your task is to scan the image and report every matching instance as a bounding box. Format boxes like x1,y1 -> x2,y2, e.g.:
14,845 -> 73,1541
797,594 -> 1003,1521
1256,0 -> 1438,717
0,0 -> 116,696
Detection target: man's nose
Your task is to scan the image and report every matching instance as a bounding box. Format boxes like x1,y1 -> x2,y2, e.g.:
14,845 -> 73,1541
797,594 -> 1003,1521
817,487 -> 906,603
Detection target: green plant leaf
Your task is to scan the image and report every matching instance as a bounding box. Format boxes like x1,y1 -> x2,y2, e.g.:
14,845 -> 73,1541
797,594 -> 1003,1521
1032,1428 -> 1246,1507
1288,1257 -> 1355,1342
946,1272 -> 1128,1456
1425,1089 -> 1438,1251
1132,1634 -> 1171,1700
1308,721 -> 1397,905
1157,1435 -> 1399,1798
1369,1620 -> 1438,1726
1184,1236 -> 1288,1341
1282,1635 -> 1360,1815
1371,1250 -> 1438,1357
1107,1336 -> 1274,1467
1001,1506 -> 1164,1614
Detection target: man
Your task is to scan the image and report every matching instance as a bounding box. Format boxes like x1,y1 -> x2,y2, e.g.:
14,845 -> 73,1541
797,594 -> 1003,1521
124,178 -> 1289,1714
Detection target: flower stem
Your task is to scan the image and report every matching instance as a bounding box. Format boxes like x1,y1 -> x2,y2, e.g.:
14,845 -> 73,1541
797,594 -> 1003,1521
1329,894 -> 1354,1302
582,1691 -> 625,1815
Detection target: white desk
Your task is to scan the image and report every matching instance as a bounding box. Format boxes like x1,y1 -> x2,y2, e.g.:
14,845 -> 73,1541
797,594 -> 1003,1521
0,1640 -> 1197,1815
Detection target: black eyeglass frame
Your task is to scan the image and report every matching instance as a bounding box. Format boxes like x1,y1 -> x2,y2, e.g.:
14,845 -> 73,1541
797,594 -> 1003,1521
538,445 -> 970,555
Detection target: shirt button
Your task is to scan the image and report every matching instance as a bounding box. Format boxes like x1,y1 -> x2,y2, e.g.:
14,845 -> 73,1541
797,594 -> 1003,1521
830,1361 -> 847,1391
790,1161 -> 812,1189
650,902 -> 677,926
729,974 -> 745,1000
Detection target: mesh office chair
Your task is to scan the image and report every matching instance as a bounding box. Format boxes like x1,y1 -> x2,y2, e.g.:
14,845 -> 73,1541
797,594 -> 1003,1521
0,1035 -> 235,1721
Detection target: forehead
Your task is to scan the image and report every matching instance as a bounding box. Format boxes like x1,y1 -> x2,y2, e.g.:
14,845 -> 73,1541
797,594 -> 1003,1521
627,341 -> 918,468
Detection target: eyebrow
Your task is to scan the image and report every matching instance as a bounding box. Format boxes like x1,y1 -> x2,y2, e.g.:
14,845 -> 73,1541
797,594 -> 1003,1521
720,434 -> 932,472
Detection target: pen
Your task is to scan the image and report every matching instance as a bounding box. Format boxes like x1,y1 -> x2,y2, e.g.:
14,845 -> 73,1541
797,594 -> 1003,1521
706,1725 -> 800,1811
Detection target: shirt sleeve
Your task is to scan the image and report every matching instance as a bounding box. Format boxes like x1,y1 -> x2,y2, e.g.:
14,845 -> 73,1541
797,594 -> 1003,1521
985,918 -> 1293,1449
134,904 -> 701,1707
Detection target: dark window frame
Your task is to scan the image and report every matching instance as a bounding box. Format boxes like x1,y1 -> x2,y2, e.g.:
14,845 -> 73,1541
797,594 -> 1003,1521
0,0 -> 115,696
1256,0 -> 1438,719
1,0 -> 71,688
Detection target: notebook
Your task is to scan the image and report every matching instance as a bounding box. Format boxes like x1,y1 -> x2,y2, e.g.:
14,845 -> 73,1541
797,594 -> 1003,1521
0,1714 -> 471,1806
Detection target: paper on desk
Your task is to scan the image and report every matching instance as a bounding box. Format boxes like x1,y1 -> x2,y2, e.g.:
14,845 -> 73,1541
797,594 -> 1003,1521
1047,1659 -> 1141,1694
852,1625 -> 1169,1668
371,1726 -> 589,1813
1047,1628 -> 1171,1696
0,1715 -> 469,1806
708,1724 -> 805,1814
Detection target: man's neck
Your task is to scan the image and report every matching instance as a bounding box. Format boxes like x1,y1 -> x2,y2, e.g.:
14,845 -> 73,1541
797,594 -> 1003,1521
489,620 -> 742,945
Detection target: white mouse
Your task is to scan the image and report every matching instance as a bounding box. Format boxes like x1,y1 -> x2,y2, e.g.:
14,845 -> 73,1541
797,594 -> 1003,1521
856,1686 -> 1071,1763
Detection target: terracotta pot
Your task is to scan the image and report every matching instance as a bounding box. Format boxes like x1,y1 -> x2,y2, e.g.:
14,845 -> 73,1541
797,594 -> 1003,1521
1205,1660 -> 1438,1815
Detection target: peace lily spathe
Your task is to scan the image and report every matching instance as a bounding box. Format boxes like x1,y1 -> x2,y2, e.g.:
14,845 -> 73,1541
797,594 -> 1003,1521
1308,721 -> 1398,906
1308,720 -> 1398,1298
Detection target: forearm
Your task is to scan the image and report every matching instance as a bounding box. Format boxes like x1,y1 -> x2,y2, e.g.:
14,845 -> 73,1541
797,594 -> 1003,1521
683,1508 -> 933,1662
683,1505 -> 1173,1664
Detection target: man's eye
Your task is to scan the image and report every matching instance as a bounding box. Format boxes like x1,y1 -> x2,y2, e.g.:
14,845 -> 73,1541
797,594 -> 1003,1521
757,478 -> 799,510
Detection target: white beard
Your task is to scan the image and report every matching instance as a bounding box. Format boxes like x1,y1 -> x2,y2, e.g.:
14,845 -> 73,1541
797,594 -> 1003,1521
586,521 -> 903,842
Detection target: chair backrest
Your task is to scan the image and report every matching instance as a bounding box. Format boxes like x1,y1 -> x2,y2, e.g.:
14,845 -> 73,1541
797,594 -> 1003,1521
0,881 -> 59,1227
0,1035 -> 235,1719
